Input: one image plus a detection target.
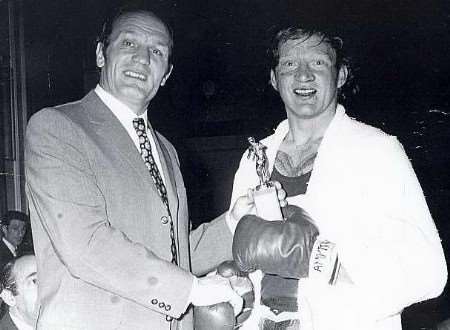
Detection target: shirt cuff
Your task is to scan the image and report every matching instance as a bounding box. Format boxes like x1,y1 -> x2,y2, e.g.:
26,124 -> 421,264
187,276 -> 199,305
225,210 -> 238,235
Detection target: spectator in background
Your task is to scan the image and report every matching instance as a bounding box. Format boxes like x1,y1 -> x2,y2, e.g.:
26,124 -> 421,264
0,254 -> 38,330
0,211 -> 28,269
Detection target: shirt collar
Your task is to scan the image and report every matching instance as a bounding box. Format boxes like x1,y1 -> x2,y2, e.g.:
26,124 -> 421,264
2,237 -> 16,256
273,104 -> 346,138
9,310 -> 34,330
94,85 -> 148,125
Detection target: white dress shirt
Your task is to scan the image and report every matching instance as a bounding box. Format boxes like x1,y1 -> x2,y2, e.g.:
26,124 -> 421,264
95,85 -> 166,183
2,237 -> 16,257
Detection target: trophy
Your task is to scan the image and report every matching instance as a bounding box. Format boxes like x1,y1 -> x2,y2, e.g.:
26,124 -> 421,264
247,137 -> 283,221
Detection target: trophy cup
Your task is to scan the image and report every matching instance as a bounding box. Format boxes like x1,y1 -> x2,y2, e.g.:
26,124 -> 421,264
247,137 -> 283,221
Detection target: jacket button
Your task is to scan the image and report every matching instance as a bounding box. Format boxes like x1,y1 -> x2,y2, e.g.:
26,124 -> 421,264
165,304 -> 171,311
151,299 -> 158,305
159,302 -> 165,308
161,216 -> 169,225
166,315 -> 173,322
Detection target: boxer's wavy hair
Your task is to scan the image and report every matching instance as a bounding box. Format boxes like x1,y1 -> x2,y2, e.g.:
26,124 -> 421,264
0,259 -> 18,296
96,7 -> 174,67
268,27 -> 357,100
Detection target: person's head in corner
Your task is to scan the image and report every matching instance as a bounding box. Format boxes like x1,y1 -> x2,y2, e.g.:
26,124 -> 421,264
0,255 -> 38,326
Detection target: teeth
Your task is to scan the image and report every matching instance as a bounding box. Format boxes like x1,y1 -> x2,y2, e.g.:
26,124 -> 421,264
294,88 -> 316,96
124,71 -> 147,81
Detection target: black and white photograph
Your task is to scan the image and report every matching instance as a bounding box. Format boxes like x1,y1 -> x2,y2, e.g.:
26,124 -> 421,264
0,0 -> 449,329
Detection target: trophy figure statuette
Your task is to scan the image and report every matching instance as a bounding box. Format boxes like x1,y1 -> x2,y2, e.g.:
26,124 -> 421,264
247,137 -> 283,221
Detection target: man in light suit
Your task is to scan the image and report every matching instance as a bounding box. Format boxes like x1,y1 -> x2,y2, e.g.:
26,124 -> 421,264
25,8 -> 251,330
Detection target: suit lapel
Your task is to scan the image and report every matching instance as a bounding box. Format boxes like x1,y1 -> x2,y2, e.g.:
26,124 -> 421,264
0,312 -> 18,330
1,239 -> 16,258
80,91 -> 161,198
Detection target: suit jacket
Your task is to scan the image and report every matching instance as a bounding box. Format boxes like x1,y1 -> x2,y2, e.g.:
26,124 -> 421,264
25,91 -> 232,330
0,239 -> 15,270
0,312 -> 18,330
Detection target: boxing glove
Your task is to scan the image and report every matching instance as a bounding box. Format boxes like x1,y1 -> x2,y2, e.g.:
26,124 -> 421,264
232,205 -> 319,279
217,260 -> 254,326
194,302 -> 235,330
194,261 -> 255,329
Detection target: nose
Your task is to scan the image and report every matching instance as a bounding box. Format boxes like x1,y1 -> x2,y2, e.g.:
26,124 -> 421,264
16,228 -> 26,238
294,63 -> 314,82
132,48 -> 150,65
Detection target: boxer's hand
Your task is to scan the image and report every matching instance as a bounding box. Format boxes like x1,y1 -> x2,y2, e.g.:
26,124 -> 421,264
190,274 -> 243,316
194,261 -> 254,330
230,181 -> 287,223
217,260 -> 255,326
232,205 -> 319,278
194,302 -> 235,330
230,189 -> 256,223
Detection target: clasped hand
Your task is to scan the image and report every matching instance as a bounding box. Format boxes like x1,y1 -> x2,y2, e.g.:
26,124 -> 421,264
190,273 -> 243,315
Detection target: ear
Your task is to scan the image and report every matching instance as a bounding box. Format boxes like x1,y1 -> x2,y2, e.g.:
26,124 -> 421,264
0,290 -> 16,307
160,64 -> 173,87
337,65 -> 348,89
96,43 -> 106,68
1,225 -> 7,236
270,69 -> 278,91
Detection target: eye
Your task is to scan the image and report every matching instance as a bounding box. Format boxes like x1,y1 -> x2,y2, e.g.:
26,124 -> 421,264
283,61 -> 295,67
313,58 -> 330,67
122,40 -> 135,48
152,48 -> 163,56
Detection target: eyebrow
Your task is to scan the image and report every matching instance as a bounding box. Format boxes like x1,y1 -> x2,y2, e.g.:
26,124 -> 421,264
279,53 -> 332,60
120,31 -> 169,45
25,272 -> 37,280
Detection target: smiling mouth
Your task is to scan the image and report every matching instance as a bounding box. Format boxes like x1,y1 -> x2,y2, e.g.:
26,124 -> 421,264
124,70 -> 147,81
293,88 -> 316,97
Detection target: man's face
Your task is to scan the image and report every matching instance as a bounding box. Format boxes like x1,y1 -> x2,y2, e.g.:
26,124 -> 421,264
270,35 -> 347,120
2,219 -> 26,248
12,255 -> 38,324
96,12 -> 173,115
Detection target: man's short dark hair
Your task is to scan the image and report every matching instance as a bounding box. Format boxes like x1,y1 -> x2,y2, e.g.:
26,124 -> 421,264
96,7 -> 174,65
1,210 -> 29,227
0,259 -> 17,296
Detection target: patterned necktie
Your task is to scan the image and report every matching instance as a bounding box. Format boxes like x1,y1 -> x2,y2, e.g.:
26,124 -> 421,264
133,118 -> 178,266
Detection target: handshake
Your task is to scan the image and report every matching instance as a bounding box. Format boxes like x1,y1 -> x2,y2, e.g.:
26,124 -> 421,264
192,261 -> 254,330
192,205 -> 322,329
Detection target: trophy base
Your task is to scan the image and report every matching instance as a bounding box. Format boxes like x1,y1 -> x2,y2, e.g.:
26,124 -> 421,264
253,185 -> 283,221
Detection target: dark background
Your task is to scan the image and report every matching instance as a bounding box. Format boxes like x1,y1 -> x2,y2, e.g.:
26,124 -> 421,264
21,0 -> 450,328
